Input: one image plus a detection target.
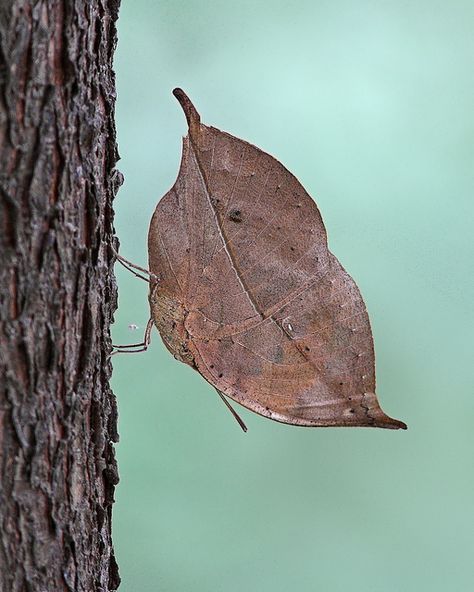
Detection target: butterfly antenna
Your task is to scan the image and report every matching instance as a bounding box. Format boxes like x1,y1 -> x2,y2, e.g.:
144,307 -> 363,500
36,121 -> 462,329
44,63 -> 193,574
215,389 -> 248,433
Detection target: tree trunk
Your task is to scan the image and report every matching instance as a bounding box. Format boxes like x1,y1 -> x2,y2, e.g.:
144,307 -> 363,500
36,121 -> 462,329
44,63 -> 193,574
0,1 -> 122,590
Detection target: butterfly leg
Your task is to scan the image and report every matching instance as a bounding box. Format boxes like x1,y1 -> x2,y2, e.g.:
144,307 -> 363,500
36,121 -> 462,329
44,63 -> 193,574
215,389 -> 248,433
111,245 -> 159,283
111,317 -> 154,355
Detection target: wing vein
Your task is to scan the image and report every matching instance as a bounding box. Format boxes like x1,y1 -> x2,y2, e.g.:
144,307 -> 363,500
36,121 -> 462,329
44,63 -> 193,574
189,145 -> 263,317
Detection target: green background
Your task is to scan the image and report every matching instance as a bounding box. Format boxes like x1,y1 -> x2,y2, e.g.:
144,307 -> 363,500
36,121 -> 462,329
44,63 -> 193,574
112,1 -> 473,590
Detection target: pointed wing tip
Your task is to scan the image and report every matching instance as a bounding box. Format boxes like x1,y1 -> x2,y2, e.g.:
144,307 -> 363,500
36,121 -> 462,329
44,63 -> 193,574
394,419 -> 408,430
172,88 -> 200,129
375,416 -> 408,430
362,393 -> 407,430
395,417 -> 408,430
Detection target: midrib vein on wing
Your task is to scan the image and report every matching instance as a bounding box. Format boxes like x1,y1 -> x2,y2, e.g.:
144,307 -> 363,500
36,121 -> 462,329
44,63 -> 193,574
189,144 -> 264,320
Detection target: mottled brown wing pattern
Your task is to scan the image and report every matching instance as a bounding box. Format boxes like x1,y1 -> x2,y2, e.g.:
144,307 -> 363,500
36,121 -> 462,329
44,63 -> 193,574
147,89 -> 406,429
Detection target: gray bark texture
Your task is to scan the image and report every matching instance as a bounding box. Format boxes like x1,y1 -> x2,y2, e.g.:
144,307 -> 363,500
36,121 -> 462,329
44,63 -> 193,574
0,1 -> 122,590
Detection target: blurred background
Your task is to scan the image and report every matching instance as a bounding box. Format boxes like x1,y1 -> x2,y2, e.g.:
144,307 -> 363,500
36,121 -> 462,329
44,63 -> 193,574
112,1 -> 474,590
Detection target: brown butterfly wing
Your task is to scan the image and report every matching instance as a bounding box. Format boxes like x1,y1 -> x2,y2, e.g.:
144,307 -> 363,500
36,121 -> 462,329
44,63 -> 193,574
148,90 -> 406,429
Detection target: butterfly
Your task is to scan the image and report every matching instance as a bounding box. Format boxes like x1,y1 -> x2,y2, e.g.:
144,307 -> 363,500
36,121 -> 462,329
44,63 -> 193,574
113,89 -> 406,433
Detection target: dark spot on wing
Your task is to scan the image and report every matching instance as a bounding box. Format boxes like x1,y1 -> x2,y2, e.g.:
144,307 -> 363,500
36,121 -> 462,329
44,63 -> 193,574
229,209 -> 242,223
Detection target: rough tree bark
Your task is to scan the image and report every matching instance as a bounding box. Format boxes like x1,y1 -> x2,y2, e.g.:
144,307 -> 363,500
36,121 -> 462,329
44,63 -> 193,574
0,1 -> 122,590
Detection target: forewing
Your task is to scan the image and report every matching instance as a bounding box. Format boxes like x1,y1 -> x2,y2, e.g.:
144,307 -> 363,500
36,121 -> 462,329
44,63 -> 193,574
148,90 -> 406,429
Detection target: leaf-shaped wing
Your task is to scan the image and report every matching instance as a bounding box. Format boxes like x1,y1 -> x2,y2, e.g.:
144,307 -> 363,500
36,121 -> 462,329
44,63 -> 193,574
148,89 -> 406,429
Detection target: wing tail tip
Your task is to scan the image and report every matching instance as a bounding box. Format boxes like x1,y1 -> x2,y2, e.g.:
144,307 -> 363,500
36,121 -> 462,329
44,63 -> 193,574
373,415 -> 408,430
362,392 -> 407,430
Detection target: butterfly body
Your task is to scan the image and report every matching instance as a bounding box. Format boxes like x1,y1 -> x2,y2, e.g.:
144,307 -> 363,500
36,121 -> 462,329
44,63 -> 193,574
149,285 -> 193,366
